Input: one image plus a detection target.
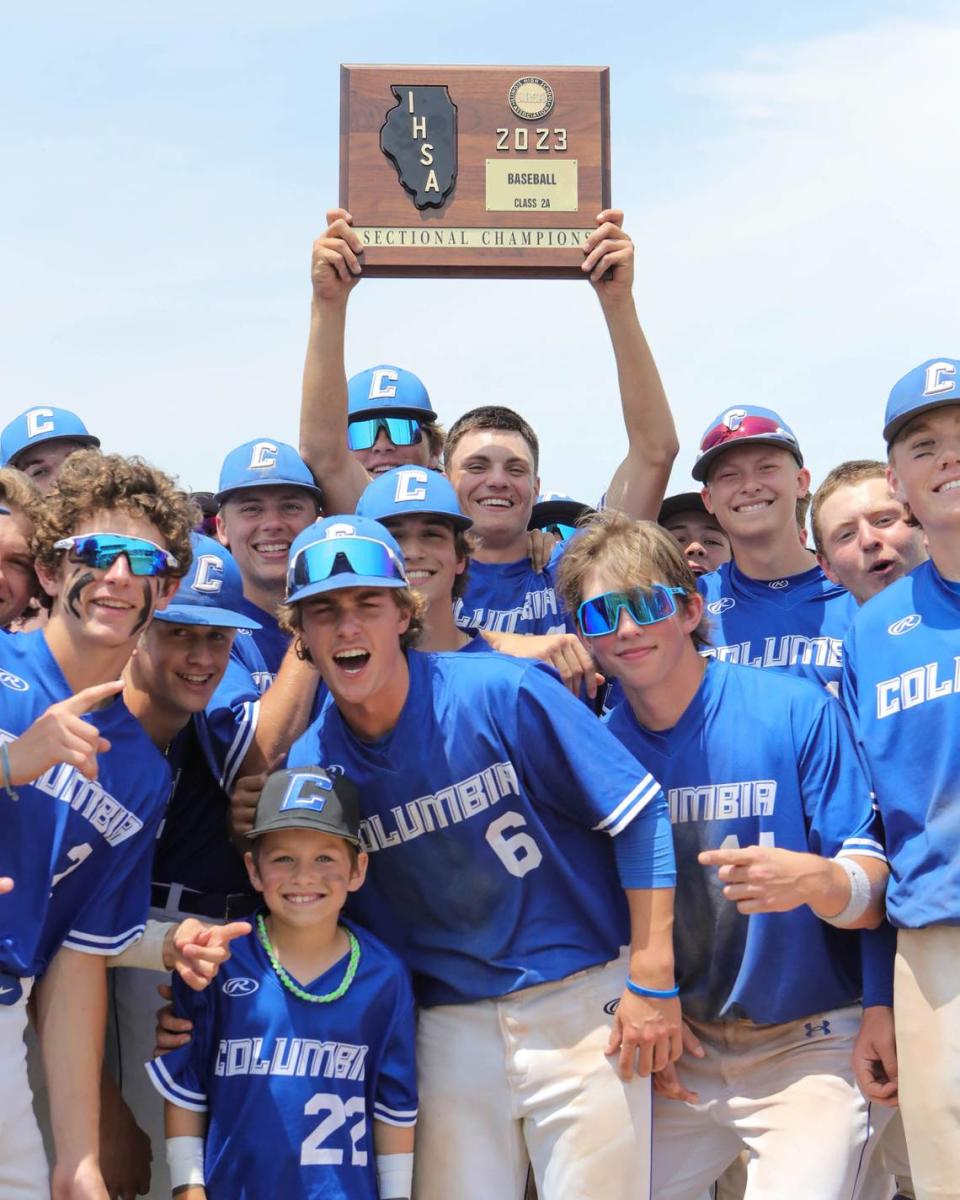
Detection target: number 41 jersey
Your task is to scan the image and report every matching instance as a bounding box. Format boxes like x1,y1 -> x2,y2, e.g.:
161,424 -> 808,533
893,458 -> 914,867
288,649 -> 674,1007
146,923 -> 417,1200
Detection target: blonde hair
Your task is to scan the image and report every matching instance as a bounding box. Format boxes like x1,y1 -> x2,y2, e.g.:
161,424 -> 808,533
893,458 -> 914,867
557,510 -> 710,649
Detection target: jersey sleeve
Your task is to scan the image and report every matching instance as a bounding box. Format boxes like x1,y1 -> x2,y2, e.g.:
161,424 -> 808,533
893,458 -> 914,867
144,973 -> 214,1113
860,921 -> 896,1008
371,964 -> 418,1129
199,658 -> 261,793
514,665 -> 675,886
794,691 -> 886,863
63,800 -> 165,957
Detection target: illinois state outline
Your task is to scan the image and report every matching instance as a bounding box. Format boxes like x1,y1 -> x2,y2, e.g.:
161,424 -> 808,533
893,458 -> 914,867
380,85 -> 457,209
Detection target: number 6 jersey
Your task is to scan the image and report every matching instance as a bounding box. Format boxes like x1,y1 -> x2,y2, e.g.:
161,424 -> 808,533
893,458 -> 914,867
287,649 -> 676,1007
147,922 -> 417,1200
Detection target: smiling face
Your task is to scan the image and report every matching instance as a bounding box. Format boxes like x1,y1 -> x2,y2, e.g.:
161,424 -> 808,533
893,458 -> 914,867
13,438 -> 88,493
130,621 -> 236,716
0,507 -> 38,626
216,486 -> 318,605
660,510 -> 731,578
445,429 -> 539,554
383,513 -> 465,608
38,510 -> 178,648
245,828 -> 367,930
816,476 -> 926,603
888,406 -> 960,541
702,444 -> 810,544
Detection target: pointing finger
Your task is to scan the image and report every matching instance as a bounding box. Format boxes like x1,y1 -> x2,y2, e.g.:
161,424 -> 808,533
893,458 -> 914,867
61,679 -> 124,716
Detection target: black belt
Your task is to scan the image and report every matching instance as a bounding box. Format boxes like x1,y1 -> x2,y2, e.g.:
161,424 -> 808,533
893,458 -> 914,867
151,882 -> 259,921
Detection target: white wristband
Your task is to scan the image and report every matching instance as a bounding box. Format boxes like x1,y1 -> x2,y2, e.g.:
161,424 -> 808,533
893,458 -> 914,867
166,1135 -> 205,1191
821,857 -> 872,928
376,1152 -> 414,1199
110,919 -> 172,972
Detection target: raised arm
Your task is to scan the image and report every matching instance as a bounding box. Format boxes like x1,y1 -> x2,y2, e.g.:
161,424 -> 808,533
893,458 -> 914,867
583,210 -> 678,520
299,208 -> 372,514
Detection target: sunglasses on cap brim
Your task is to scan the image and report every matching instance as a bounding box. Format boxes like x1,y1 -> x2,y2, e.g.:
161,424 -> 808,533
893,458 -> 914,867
576,584 -> 687,638
288,534 -> 409,594
347,416 -> 424,452
54,533 -> 179,577
699,415 -> 796,455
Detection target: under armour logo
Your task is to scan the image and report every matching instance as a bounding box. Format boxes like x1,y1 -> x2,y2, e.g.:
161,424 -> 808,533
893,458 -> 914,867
804,1020 -> 831,1038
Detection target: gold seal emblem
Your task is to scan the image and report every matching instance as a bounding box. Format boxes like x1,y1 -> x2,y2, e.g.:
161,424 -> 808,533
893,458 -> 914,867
508,76 -> 555,121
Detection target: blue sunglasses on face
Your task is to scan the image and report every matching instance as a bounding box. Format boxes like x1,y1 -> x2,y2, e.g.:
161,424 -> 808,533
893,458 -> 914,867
54,533 -> 179,577
347,416 -> 424,452
576,584 -> 687,637
288,535 -> 408,594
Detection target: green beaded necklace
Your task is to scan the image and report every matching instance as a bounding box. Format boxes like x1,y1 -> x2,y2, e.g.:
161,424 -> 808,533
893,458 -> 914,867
256,912 -> 360,1004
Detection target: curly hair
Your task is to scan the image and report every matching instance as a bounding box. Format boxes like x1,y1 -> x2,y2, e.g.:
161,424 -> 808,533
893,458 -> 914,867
0,468 -> 43,527
280,586 -> 427,660
32,451 -> 198,597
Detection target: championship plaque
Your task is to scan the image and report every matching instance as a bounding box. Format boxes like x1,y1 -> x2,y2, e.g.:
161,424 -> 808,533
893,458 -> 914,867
339,64 -> 610,278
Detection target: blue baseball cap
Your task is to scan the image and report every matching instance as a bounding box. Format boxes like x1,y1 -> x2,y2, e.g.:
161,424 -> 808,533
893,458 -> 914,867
883,358 -> 960,446
347,365 -> 437,422
529,492 -> 595,532
1,407 -> 100,467
693,405 -> 803,482
286,515 -> 409,604
154,534 -> 261,630
356,466 -> 471,530
215,438 -> 323,505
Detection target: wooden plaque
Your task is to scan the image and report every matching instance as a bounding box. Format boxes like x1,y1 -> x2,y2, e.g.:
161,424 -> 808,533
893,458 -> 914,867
339,64 -> 610,278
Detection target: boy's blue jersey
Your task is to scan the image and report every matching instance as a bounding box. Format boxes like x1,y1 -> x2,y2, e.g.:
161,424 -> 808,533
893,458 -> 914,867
453,541 -> 575,636
697,560 -> 857,690
841,560 -> 960,928
232,595 -> 288,690
199,657 -> 261,794
604,660 -> 885,1025
147,922 -> 417,1200
0,631 -> 171,976
288,649 -> 674,1007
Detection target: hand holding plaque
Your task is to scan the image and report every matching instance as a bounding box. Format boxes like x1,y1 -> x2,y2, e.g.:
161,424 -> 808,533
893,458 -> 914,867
340,64 -> 611,277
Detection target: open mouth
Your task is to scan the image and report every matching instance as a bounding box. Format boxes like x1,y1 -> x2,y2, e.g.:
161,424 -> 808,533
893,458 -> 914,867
476,497 -> 513,510
333,648 -> 371,675
687,561 -> 708,576
283,893 -> 327,906
406,568 -> 435,585
253,541 -> 291,559
868,559 -> 896,575
93,597 -> 134,612
177,671 -> 215,687
934,479 -> 960,494
733,500 -> 773,514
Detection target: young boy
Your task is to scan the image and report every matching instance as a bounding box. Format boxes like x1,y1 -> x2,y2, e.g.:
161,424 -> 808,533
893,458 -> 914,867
558,511 -> 890,1200
147,766 -> 418,1200
0,450 -> 194,1198
840,357 -> 960,1197
280,514 -> 679,1200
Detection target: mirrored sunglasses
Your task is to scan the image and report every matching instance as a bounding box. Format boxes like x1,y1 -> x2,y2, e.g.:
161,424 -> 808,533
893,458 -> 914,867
54,533 -> 179,577
576,584 -> 687,637
288,534 -> 408,594
347,416 -> 424,451
699,415 -> 792,455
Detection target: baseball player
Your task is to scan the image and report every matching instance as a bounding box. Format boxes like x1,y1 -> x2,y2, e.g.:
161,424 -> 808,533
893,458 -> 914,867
557,511 -> 890,1199
693,404 -> 857,692
840,358 -> 960,1198
147,766 -> 418,1200
0,406 -> 100,492
528,493 -> 596,543
279,514 -> 679,1200
214,437 -> 323,685
657,491 -> 731,579
813,460 -> 927,604
0,468 -> 43,628
0,450 -> 193,1198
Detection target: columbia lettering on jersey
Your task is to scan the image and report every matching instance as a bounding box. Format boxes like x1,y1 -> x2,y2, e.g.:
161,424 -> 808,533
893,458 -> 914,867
841,560 -> 960,928
288,650 -> 673,1007
453,542 -> 574,636
605,660 -> 884,1025
0,631 -> 171,976
697,561 -> 856,690
146,923 -> 417,1200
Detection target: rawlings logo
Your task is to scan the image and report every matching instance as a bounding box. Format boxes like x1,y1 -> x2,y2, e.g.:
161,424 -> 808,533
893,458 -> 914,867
0,670 -> 29,692
707,597 -> 735,614
768,579 -> 789,590
222,977 -> 259,997
603,998 -> 620,1016
888,614 -> 921,636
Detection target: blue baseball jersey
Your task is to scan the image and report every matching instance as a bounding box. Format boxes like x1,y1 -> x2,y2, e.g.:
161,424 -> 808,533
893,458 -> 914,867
697,561 -> 857,690
453,541 -> 575,636
605,659 -> 885,1024
200,657 -> 261,794
146,922 -> 417,1200
233,596 -> 289,690
841,560 -> 960,928
288,650 -> 674,1007
0,631 -> 171,977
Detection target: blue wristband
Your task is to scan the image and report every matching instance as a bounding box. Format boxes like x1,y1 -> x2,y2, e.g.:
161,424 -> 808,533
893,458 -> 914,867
626,979 -> 679,999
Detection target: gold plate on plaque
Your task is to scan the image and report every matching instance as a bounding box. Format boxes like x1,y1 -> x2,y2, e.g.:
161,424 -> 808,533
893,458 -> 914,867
485,160 -> 578,212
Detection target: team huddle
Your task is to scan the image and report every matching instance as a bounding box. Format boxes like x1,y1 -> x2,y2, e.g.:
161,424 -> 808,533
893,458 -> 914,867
0,207 -> 957,1200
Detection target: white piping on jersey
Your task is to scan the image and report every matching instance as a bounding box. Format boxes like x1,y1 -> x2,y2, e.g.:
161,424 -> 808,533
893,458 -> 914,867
374,1102 -> 419,1127
221,698 -> 260,794
593,774 -> 661,838
63,922 -> 146,957
837,836 -> 887,863
148,1056 -> 208,1113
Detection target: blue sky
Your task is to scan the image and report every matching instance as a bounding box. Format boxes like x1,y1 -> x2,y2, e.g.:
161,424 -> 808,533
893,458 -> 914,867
2,2 -> 957,503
